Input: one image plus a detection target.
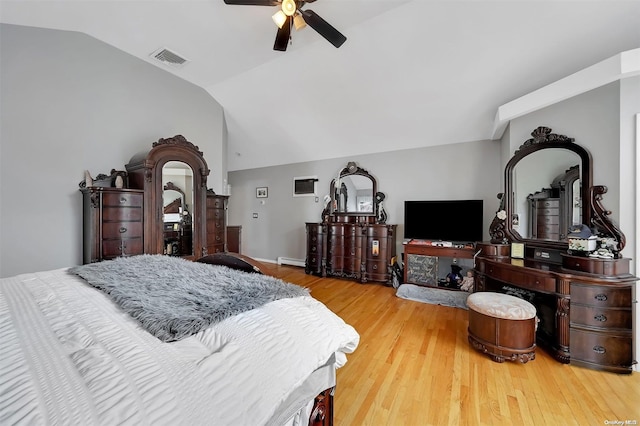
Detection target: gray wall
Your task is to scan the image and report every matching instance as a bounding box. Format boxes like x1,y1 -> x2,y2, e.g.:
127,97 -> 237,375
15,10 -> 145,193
0,24 -> 226,277
228,139 -> 501,263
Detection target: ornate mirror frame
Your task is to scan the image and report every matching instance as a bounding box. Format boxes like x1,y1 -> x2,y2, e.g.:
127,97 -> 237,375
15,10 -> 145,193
329,162 -> 380,220
126,135 -> 210,259
490,126 -> 625,254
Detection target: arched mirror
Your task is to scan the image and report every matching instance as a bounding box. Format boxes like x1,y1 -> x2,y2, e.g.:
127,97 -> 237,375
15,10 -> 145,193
126,135 -> 209,259
162,168 -> 193,256
330,162 -> 377,217
513,150 -> 581,241
490,126 -> 625,254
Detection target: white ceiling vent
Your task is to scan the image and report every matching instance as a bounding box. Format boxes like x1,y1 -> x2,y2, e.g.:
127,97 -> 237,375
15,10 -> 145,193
150,47 -> 189,68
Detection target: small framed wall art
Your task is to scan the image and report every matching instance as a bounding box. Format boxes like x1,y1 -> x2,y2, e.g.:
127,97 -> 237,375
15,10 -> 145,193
256,187 -> 268,198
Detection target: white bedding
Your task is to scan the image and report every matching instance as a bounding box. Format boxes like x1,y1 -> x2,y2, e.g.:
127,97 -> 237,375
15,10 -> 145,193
0,268 -> 359,425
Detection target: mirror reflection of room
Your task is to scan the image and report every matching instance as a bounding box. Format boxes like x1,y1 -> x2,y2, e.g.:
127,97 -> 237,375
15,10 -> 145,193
162,161 -> 194,256
513,149 -> 581,241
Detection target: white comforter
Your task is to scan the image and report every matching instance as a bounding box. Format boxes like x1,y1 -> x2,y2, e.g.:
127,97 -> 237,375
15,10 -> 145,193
0,268 -> 359,425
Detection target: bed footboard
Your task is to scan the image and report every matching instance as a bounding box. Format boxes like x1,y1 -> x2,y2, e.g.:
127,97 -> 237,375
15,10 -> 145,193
309,387 -> 334,426
197,252 -> 266,274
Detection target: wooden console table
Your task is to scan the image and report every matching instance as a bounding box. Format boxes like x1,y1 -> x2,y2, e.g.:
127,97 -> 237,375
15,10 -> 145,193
403,240 -> 476,286
475,246 -> 636,374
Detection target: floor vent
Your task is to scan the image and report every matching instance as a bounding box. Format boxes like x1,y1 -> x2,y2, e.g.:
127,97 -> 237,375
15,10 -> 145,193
150,47 -> 189,68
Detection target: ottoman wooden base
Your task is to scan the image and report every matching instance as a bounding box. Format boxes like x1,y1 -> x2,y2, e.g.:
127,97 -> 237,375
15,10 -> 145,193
468,309 -> 536,363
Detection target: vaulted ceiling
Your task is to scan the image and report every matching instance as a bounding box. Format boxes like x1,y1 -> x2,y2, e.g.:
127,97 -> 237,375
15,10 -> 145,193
1,1 -> 639,170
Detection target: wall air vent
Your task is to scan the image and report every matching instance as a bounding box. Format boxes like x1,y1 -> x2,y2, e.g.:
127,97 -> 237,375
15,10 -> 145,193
150,47 -> 189,68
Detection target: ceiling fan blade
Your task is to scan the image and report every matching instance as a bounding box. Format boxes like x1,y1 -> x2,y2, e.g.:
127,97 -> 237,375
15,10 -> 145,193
273,16 -> 291,51
300,9 -> 346,48
223,0 -> 279,5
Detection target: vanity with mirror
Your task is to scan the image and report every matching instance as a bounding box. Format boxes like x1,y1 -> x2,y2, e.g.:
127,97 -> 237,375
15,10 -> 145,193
305,162 -> 397,284
476,127 -> 636,374
81,135 -> 228,263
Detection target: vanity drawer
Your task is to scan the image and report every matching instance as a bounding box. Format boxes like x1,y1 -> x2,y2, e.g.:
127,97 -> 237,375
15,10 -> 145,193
562,256 -> 630,275
103,222 -> 143,238
102,192 -> 143,207
526,274 -> 556,293
570,305 -> 632,329
570,284 -> 631,308
570,329 -> 632,367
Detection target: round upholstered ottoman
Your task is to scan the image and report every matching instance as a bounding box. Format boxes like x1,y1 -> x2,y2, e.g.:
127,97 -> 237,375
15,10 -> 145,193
466,292 -> 537,363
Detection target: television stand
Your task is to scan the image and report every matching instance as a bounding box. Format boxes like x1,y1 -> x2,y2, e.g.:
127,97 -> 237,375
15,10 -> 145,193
403,240 -> 476,286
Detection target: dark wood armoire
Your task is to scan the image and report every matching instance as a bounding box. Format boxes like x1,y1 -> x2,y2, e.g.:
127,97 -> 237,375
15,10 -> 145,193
81,135 -> 228,263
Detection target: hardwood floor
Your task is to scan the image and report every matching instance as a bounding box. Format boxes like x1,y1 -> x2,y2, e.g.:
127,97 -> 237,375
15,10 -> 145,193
262,264 -> 640,426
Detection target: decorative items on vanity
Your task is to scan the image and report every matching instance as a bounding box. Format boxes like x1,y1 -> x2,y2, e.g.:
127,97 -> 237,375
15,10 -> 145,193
477,126 -> 637,374
80,135 -> 229,263
305,162 -> 397,284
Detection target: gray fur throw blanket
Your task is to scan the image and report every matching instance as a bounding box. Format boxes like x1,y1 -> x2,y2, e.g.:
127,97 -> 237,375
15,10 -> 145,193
68,255 -> 309,342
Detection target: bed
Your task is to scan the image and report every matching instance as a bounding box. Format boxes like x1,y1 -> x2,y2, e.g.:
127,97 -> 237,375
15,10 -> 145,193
0,254 -> 359,425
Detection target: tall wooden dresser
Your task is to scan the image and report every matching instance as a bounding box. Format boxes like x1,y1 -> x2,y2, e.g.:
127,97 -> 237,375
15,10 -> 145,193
206,191 -> 228,255
81,187 -> 144,263
306,221 -> 396,284
304,161 -> 396,285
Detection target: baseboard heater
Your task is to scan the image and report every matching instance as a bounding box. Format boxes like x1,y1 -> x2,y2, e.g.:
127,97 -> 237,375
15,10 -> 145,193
277,257 -> 306,267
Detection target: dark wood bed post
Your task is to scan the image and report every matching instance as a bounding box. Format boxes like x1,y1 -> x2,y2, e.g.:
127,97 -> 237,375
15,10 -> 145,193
309,387 -> 334,426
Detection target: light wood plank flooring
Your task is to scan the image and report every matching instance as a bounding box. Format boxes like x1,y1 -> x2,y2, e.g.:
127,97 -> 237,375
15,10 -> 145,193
262,263 -> 640,426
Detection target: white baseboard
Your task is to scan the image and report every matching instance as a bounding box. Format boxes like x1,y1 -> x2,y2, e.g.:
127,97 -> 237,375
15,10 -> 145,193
276,257 -> 306,267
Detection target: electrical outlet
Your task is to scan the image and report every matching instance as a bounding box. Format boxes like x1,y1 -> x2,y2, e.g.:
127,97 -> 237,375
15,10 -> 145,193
252,213 -> 258,218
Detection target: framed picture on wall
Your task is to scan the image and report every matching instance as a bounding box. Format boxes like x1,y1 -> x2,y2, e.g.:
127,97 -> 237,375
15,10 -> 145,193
256,187 -> 268,198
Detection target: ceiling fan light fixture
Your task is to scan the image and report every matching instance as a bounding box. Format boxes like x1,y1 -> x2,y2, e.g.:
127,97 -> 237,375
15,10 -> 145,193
293,13 -> 306,30
281,0 -> 297,16
272,10 -> 287,28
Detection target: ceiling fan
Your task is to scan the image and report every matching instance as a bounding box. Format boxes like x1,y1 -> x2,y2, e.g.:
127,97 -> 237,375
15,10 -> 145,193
223,0 -> 347,51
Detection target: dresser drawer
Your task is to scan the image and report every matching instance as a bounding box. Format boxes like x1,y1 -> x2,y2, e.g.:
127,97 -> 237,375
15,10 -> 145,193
570,305 -> 632,329
102,206 -> 143,222
366,225 -> 392,238
570,284 -> 631,308
102,192 -> 143,207
206,197 -> 226,209
103,222 -> 142,239
535,199 -> 559,208
207,208 -> 225,220
207,243 -> 225,254
102,238 -> 143,258
536,214 -> 559,225
570,329 -> 632,367
536,207 -> 559,217
206,218 -> 224,234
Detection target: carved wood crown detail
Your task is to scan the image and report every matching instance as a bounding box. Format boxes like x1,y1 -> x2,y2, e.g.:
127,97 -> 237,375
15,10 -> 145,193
153,134 -> 204,157
515,126 -> 576,155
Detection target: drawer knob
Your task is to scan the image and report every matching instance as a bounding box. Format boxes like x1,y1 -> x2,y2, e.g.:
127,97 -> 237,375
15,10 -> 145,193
592,345 -> 606,354
372,264 -> 377,270
594,314 -> 607,322
119,227 -> 127,233
594,294 -> 608,302
120,197 -> 127,204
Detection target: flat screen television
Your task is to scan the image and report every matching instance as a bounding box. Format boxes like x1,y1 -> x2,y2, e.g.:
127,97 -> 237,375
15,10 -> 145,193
404,200 -> 483,242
